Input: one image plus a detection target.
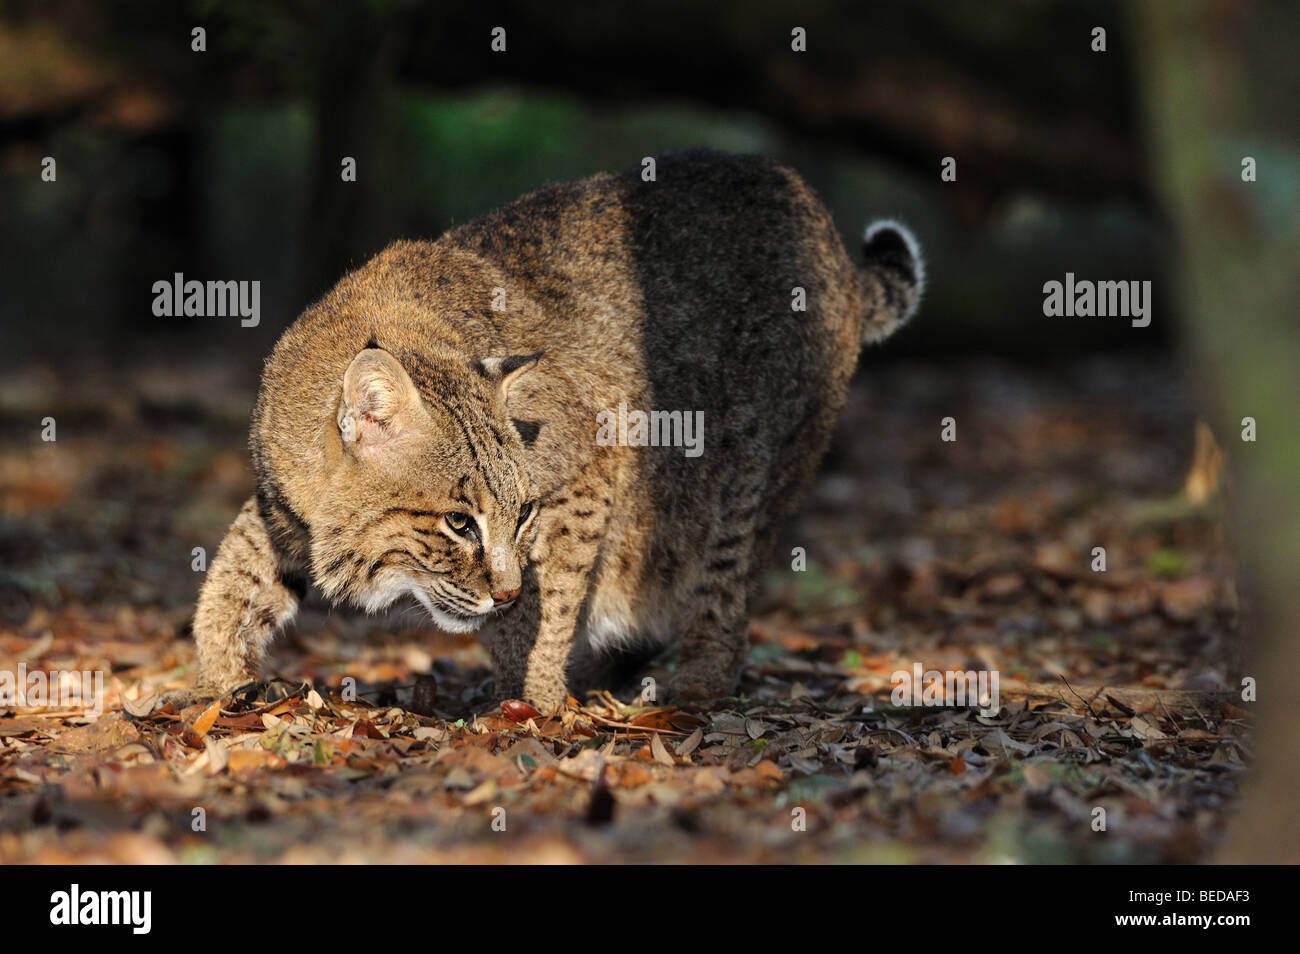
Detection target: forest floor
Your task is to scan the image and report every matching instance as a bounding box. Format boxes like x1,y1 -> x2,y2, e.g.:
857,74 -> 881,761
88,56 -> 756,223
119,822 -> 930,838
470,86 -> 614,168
0,354 -> 1247,863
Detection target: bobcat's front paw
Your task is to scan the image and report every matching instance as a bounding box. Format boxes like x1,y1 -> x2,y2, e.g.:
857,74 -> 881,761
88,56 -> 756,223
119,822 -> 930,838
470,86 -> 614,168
521,675 -> 568,716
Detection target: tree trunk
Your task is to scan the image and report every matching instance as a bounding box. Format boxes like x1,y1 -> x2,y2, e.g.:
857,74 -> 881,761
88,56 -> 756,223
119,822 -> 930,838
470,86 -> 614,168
1138,0 -> 1300,863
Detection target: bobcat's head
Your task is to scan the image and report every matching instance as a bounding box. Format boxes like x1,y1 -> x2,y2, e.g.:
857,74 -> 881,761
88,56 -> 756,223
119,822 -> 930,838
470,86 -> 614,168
311,346 -> 540,632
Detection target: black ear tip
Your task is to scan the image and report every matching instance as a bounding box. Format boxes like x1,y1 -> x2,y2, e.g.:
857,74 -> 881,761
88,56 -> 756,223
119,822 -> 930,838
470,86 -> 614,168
471,351 -> 545,381
500,351 -> 544,375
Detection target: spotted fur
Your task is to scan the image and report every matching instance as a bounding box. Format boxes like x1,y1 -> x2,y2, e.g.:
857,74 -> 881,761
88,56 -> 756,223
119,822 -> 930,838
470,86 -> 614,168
179,150 -> 921,712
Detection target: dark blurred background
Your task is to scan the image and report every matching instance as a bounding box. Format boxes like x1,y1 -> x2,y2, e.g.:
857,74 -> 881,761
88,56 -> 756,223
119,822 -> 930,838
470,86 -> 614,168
1,0 -> 1180,378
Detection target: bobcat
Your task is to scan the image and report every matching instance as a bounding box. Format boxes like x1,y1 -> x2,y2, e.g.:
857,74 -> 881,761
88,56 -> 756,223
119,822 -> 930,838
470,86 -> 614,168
172,150 -> 922,713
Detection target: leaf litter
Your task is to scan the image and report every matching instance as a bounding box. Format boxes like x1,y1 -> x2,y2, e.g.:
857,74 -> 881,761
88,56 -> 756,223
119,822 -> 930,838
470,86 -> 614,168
0,356 -> 1249,862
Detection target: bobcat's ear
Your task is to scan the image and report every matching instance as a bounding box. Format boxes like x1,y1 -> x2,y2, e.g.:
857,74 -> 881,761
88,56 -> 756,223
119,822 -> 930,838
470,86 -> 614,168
472,351 -> 542,404
338,348 -> 427,458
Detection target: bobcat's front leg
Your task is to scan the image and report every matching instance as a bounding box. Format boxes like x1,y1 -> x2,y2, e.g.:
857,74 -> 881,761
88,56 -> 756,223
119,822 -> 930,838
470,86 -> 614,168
183,495 -> 299,702
491,480 -> 610,712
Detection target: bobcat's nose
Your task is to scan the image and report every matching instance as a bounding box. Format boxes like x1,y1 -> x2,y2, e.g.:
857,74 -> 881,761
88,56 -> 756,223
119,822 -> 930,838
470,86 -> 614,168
491,589 -> 520,607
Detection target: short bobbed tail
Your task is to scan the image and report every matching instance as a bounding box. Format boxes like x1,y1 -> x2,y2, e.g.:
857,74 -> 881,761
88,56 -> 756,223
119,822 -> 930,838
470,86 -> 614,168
859,220 -> 924,344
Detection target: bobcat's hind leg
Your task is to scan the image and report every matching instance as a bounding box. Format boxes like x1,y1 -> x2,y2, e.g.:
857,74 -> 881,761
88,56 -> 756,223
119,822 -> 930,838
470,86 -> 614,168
669,554 -> 755,703
173,495 -> 299,705
668,477 -> 764,703
669,606 -> 751,703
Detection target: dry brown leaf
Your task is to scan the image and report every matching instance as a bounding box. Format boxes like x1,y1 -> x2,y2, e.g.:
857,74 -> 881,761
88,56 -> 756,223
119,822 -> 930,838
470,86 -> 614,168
650,733 -> 675,767
677,727 -> 703,758
226,748 -> 282,772
181,701 -> 221,747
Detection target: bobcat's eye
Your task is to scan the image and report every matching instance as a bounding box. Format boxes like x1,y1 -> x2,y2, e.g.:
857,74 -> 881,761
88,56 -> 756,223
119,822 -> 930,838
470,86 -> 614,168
516,500 -> 536,533
445,512 -> 473,535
